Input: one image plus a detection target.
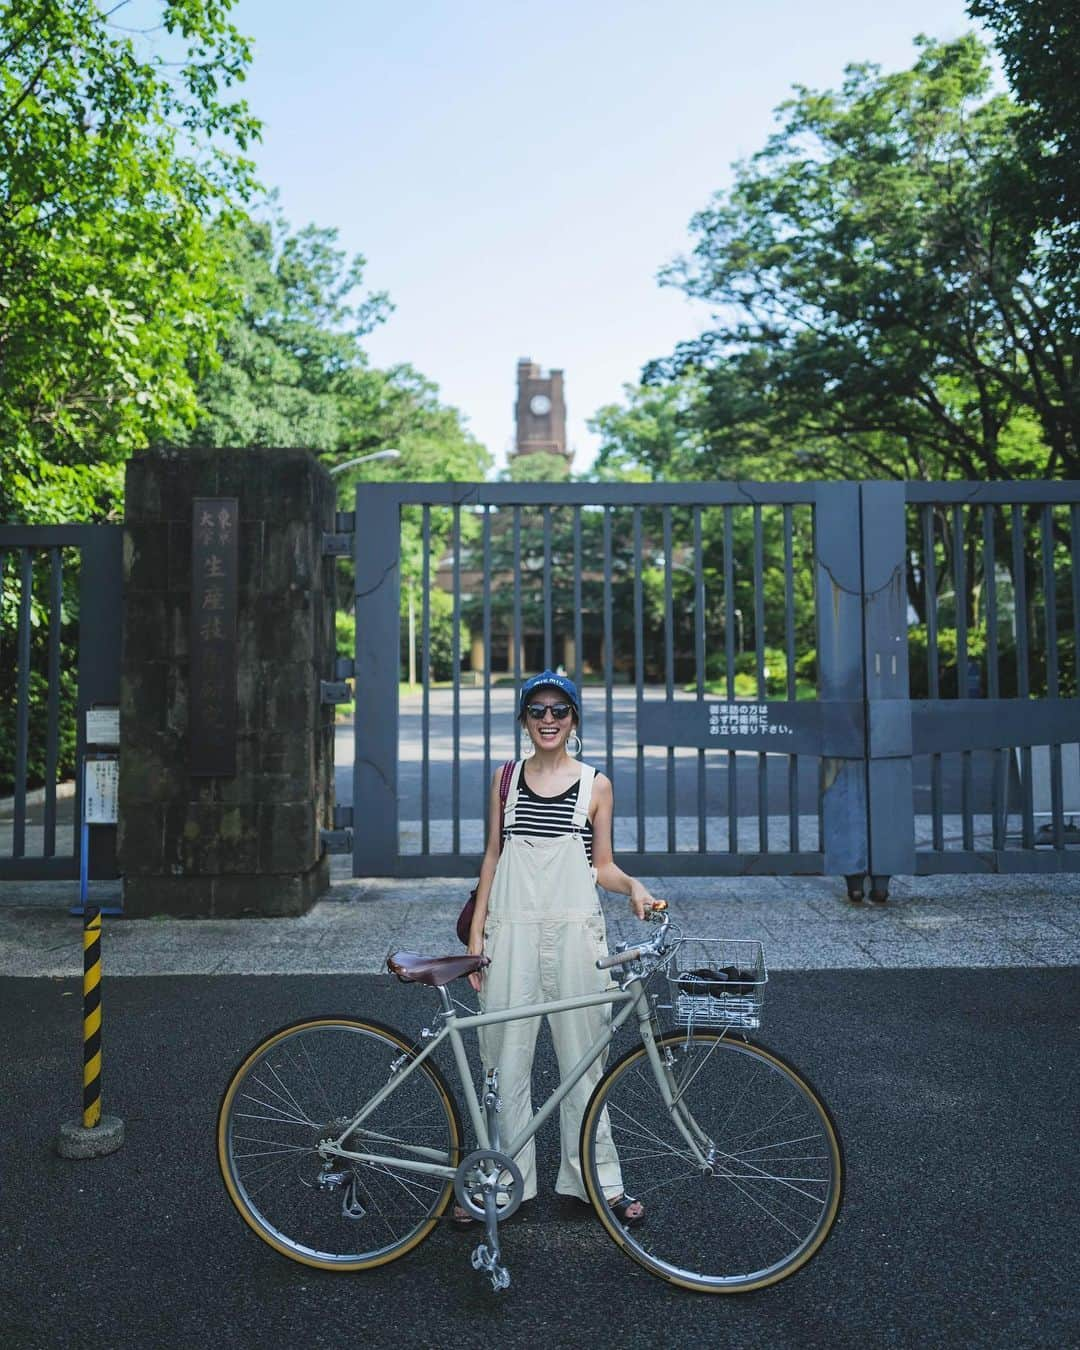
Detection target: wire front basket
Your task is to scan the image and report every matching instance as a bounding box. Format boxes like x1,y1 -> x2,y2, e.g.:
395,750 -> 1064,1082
665,938 -> 767,1031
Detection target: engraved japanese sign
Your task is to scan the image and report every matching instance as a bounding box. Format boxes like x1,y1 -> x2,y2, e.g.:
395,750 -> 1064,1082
190,497 -> 239,775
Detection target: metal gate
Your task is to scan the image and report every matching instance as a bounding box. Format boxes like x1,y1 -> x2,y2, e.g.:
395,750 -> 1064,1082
0,526 -> 122,880
343,481 -> 1079,881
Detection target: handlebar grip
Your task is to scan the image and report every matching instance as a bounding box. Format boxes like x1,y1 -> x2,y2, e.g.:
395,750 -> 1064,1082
596,944 -> 648,970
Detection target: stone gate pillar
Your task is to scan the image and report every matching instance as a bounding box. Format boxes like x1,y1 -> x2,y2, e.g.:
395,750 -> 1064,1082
118,447 -> 336,916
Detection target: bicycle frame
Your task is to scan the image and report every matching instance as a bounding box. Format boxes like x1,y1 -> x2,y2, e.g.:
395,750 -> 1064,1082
323,967 -> 714,1184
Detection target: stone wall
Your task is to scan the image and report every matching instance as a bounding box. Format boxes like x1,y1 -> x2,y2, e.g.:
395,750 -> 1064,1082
119,448 -> 336,916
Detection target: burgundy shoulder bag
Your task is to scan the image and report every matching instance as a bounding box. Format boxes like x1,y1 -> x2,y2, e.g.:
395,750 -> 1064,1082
456,759 -> 515,946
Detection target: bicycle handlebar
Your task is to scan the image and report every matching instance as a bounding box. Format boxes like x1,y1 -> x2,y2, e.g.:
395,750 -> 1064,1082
596,944 -> 650,970
595,903 -> 672,971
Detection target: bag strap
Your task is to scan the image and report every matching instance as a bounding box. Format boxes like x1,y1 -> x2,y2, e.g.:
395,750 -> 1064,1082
502,759 -> 525,830
497,760 -> 516,851
571,763 -> 596,829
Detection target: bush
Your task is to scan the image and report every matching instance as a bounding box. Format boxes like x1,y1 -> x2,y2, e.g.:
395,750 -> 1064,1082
704,646 -> 794,697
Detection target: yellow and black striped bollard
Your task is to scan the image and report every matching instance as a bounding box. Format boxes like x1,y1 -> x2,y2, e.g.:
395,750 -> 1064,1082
82,908 -> 103,1127
57,906 -> 124,1158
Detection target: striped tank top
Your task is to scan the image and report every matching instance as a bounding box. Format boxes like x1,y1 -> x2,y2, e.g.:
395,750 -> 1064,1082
504,767 -> 594,864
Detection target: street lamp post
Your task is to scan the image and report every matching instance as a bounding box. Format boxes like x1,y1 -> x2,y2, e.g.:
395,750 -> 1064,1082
328,448 -> 401,475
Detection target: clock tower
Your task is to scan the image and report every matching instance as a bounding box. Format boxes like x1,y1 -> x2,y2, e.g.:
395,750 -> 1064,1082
511,358 -> 572,469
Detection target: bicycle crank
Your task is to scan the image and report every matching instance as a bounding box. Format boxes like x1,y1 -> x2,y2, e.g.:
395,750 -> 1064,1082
453,1149 -> 525,1222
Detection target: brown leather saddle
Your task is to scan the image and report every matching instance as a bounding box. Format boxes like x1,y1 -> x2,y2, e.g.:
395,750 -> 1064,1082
387,950 -> 489,987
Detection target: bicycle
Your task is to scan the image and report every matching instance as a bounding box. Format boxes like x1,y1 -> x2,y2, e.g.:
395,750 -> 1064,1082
217,904 -> 843,1294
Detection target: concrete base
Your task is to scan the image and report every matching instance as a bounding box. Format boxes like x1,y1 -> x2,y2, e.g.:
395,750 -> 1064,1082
123,855 -> 329,917
56,1114 -> 124,1158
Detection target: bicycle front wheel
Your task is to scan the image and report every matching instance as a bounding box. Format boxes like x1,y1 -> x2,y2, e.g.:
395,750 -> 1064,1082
580,1031 -> 843,1292
217,1016 -> 462,1271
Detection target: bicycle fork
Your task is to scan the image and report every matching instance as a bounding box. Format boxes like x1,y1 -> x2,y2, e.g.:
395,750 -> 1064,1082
641,1021 -> 717,1168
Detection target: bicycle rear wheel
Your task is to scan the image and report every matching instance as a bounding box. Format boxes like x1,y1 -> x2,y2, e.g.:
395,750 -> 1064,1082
580,1030 -> 843,1292
217,1016 -> 462,1270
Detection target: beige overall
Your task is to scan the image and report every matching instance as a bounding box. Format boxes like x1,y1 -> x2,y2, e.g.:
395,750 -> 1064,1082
478,760 -> 623,1202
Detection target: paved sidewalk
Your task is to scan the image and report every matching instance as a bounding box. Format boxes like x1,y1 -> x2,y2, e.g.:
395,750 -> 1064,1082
0,872 -> 1076,976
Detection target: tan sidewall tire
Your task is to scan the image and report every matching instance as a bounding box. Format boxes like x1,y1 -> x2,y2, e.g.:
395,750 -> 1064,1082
217,1016 -> 461,1271
580,1031 -> 843,1293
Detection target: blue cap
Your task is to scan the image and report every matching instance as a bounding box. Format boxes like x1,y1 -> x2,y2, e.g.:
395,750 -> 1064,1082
518,669 -> 580,717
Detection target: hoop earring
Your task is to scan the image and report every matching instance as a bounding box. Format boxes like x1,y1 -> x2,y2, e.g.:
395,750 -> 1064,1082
522,738 -> 536,758
566,731 -> 582,757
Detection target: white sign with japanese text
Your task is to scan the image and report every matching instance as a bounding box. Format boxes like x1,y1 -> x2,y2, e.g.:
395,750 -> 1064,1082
707,703 -> 793,737
84,757 -> 119,824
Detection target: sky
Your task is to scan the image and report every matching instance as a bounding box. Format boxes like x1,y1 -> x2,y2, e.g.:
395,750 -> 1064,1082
232,0 -> 984,473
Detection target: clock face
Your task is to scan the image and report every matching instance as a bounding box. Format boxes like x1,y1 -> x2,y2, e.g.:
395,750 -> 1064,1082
529,394 -> 552,416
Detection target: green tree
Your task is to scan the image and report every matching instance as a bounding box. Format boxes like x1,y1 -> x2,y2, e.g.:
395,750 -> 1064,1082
590,376 -> 707,483
179,200 -> 491,685
648,36 -> 1077,483
0,0 -> 260,523
184,208 -> 391,452
969,0 -> 1080,277
505,450 -> 571,482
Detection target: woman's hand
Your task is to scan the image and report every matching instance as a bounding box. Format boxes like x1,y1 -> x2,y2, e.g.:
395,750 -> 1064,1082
467,939 -> 485,992
629,879 -> 659,921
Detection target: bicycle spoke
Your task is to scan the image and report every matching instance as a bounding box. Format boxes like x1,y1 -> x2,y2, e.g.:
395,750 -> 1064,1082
581,1033 -> 842,1290
242,1078 -> 316,1128
296,1036 -> 338,1121
262,1060 -> 317,1126
221,1019 -> 457,1268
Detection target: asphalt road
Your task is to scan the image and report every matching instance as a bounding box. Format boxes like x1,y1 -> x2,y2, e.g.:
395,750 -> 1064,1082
3,967 -> 1075,1349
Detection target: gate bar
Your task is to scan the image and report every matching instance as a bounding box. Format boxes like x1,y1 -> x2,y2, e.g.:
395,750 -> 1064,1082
861,482 -> 915,878
783,505 -> 799,850
1072,504 -> 1080,812
543,505 -> 553,669
922,506 -> 943,850
983,505 -> 1006,850
813,483 -> 868,876
633,508 -> 644,850
693,506 -> 706,853
44,548 -> 63,856
14,549 -> 33,857
352,485 -> 400,876
723,504 -> 737,852
572,507 -> 583,698
1011,505 -> 1034,846
753,503 -> 767,851
602,508 -> 614,786
451,504 -> 461,854
1041,504 -> 1063,847
482,504 -> 492,840
662,507 -> 675,853
952,505 -> 974,850
512,507 -> 522,762
421,506 -> 431,856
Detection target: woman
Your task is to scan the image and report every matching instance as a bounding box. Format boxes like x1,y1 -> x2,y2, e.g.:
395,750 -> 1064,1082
462,669 -> 657,1226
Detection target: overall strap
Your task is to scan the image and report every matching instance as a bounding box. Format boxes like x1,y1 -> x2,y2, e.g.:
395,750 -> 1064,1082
501,760 -> 525,829
571,763 -> 597,829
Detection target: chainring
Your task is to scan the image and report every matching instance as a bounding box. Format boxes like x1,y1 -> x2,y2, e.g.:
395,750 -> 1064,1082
453,1149 -> 525,1221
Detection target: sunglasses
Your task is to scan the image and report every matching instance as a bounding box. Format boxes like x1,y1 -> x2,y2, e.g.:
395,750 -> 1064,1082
525,702 -> 573,721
